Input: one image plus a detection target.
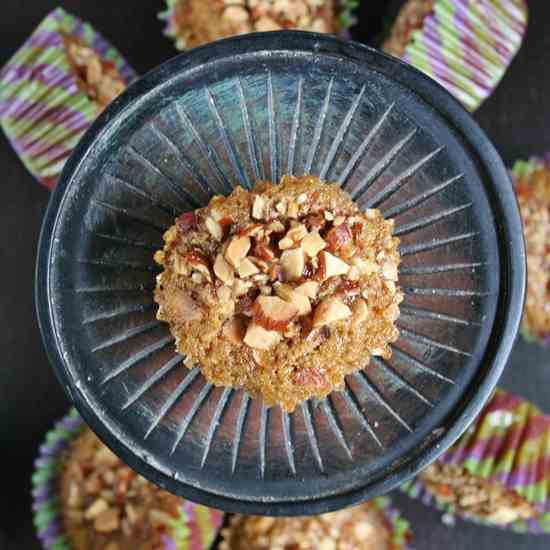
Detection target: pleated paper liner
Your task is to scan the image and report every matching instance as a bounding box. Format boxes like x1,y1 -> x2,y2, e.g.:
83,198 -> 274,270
32,408 -> 224,550
401,389 -> 550,534
511,155 -> 550,346
220,496 -> 412,549
159,0 -> 357,51
0,7 -> 137,190
384,0 -> 528,112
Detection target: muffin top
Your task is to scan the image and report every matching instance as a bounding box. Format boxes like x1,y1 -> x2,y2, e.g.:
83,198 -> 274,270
154,175 -> 402,411
420,463 -> 537,525
515,164 -> 550,342
170,0 -> 337,49
59,429 -> 186,550
220,503 -> 395,550
64,36 -> 127,110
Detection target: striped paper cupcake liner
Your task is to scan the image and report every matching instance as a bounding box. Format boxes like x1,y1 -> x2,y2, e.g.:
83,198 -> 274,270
511,155 -> 550,346
0,8 -> 137,189
401,389 -> 550,534
387,0 -> 528,112
159,0 -> 357,51
32,408 -> 224,550
373,495 -> 413,549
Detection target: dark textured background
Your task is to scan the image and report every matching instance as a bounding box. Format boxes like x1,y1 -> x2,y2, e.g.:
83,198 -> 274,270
0,1 -> 548,548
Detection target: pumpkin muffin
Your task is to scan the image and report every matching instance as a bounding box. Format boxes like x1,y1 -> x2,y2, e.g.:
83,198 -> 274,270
420,463 -> 537,526
59,429 -> 187,550
154,175 -> 402,411
219,499 -> 412,550
160,0 -> 349,50
512,157 -> 550,345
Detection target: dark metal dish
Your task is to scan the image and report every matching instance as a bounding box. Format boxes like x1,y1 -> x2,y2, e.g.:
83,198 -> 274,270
36,32 -> 525,515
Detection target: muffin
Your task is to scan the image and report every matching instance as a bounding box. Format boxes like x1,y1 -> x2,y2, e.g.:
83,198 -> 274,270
0,8 -> 136,189
402,389 -> 550,533
154,175 -> 402,412
220,497 -> 412,549
159,0 -> 357,51
511,157 -> 550,345
32,409 -> 224,549
383,0 -> 528,111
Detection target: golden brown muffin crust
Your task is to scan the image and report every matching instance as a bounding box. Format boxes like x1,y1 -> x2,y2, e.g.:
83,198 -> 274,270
154,176 -> 402,411
420,463 -> 537,525
59,429 -> 182,550
64,37 -> 126,110
515,167 -> 550,341
173,0 -> 337,50
220,503 -> 394,550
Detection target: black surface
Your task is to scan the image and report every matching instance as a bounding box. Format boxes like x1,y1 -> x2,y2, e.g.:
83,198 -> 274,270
0,0 -> 548,548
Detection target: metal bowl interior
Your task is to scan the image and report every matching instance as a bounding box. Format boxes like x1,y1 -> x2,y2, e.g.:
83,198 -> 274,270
36,32 -> 525,515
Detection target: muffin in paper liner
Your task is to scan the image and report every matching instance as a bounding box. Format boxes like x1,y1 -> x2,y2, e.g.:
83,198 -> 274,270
32,408 -> 224,550
383,0 -> 528,112
511,156 -> 550,346
401,389 -> 550,534
0,7 -> 137,190
219,496 -> 412,549
159,0 -> 358,51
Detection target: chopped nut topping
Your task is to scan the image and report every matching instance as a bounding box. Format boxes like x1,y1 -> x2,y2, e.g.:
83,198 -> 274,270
420,462 -> 537,525
94,508 -> 120,533
155,175 -> 401,412
319,251 -> 350,279
65,37 -> 127,111
85,498 -> 109,520
313,297 -> 352,327
225,236 -> 251,267
301,230 -> 326,257
352,299 -> 369,325
62,429 -> 184,545
237,258 -> 260,278
287,201 -> 299,219
252,195 -> 267,219
205,216 -> 223,240
382,261 -> 399,281
278,237 -> 294,250
214,253 -> 235,285
274,283 -> 312,316
253,295 -> 299,331
286,223 -> 308,242
280,248 -> 306,281
295,281 -> 320,300
244,322 -> 282,349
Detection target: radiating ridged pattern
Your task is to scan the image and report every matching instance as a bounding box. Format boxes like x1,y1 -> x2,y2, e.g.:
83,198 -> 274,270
56,66 -> 498,499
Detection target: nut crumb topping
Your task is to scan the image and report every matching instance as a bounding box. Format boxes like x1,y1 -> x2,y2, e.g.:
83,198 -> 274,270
172,0 -> 339,50
220,502 -> 395,550
64,37 -> 127,111
421,463 -> 537,525
155,175 -> 402,411
515,165 -> 550,342
60,430 -> 183,549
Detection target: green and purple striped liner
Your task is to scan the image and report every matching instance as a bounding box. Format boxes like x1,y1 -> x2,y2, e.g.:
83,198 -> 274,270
0,8 -> 137,190
32,408 -> 224,550
399,0 -> 528,111
402,389 -> 550,534
372,496 -> 413,549
511,155 -> 550,347
159,0 -> 358,51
